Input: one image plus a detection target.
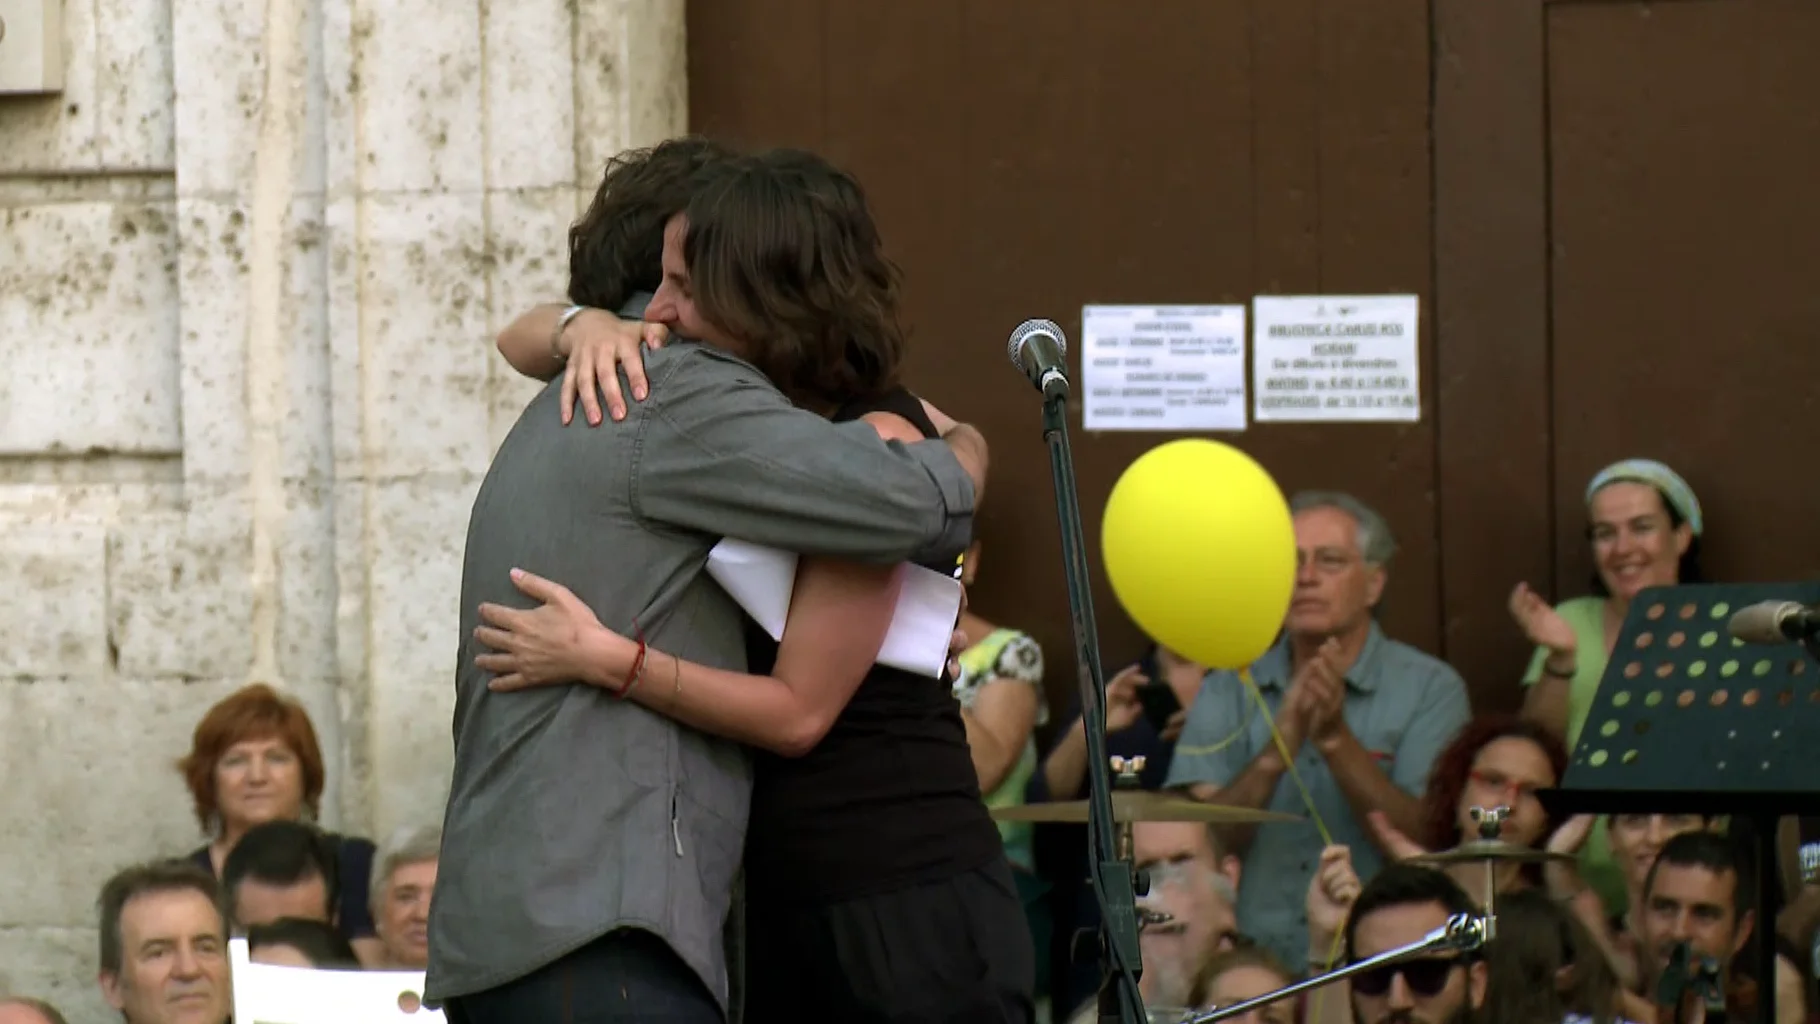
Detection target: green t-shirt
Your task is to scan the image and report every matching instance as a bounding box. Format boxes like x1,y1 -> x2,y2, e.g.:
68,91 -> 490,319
1522,595 -> 1628,912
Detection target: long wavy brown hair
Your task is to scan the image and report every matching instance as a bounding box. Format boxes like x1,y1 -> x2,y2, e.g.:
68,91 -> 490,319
679,148 -> 906,409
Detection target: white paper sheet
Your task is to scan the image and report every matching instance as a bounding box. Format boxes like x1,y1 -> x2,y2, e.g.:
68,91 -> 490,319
1252,294 -> 1421,422
1081,304 -> 1249,431
705,538 -> 964,679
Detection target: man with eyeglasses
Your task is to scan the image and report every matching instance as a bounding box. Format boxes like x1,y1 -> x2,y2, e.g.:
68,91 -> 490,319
1167,490 -> 1470,967
1311,860 -> 1487,1024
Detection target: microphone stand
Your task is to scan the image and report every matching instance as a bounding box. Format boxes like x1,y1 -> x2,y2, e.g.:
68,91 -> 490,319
1186,913 -> 1492,1024
1037,390 -> 1146,1024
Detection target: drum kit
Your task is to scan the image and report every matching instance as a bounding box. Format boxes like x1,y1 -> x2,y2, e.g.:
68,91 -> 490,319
992,756 -> 1572,1024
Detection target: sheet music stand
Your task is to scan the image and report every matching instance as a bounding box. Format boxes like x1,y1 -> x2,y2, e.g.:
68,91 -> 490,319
1538,581 -> 1820,1022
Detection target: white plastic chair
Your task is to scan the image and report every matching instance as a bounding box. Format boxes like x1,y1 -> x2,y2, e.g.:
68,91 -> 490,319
229,937 -> 445,1023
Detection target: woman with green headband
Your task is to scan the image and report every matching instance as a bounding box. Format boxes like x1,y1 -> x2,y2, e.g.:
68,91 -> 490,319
1507,458 -> 1705,916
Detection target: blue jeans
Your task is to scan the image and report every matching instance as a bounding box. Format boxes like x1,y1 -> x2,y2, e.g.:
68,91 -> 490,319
441,928 -> 723,1024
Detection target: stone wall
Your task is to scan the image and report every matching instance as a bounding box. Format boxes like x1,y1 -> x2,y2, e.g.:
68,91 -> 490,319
0,0 -> 686,1017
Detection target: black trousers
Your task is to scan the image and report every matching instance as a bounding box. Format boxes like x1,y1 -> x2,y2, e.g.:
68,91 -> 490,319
745,859 -> 1037,1024
442,928 -> 724,1024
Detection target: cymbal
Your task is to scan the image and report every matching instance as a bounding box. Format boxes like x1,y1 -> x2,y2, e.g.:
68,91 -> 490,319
991,790 -> 1300,825
1408,840 -> 1575,866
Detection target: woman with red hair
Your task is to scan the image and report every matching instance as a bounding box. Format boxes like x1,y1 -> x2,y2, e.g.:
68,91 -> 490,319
175,683 -> 381,963
1368,715 -> 1580,906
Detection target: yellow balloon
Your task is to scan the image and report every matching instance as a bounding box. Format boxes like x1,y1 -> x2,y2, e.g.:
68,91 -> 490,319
1101,440 -> 1297,670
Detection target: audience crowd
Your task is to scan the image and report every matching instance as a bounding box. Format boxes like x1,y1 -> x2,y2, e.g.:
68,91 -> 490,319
3,429 -> 1815,1024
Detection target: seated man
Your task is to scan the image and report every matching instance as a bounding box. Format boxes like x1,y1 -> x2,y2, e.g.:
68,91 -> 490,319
369,825 -> 438,968
1639,828 -> 1806,1023
0,999 -> 68,1024
222,820 -> 339,931
1132,822 -> 1243,1013
96,859 -> 231,1024
246,918 -> 362,969
1167,490 -> 1470,965
1062,822 -> 1242,1022
1321,862 -> 1486,1024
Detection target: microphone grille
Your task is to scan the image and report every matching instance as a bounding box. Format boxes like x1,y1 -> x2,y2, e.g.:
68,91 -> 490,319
1007,318 -> 1068,365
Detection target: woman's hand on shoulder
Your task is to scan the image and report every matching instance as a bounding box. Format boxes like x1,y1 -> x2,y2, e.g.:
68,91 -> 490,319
561,310 -> 670,427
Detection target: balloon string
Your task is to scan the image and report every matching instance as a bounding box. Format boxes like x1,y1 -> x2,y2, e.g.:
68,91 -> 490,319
1172,701 -> 1254,758
1237,667 -> 1348,1021
1237,667 -> 1333,848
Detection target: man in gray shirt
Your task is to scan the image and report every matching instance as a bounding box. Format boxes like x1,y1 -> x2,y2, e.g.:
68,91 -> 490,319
1166,491 -> 1470,968
428,141 -> 989,1022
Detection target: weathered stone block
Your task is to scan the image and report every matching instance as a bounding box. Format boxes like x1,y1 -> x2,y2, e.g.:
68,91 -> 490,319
350,0 -> 483,194
273,480 -> 339,684
361,476 -> 473,835
0,523 -> 107,678
368,669 -> 457,843
0,0 -> 99,172
574,0 -> 688,177
174,196 -> 251,481
482,0 -> 574,191
344,192 -> 493,480
0,201 -> 182,455
0,677 -> 247,927
485,186 -> 575,452
322,194 -> 364,472
0,925 -> 108,1024
95,0 -> 177,169
106,500 -> 254,681
170,0 -> 265,195
363,474 -> 478,685
175,194 -> 335,486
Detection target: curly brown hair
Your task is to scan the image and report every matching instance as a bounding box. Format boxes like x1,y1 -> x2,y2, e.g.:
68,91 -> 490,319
567,135 -> 737,312
1421,715 -> 1568,851
679,147 -> 905,409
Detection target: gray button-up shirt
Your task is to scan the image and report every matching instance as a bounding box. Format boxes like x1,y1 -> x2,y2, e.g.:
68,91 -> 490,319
426,335 -> 976,1010
1164,623 -> 1469,965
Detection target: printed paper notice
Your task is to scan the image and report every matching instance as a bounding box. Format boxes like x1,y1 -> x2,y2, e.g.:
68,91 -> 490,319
1081,305 -> 1248,432
1252,295 -> 1421,422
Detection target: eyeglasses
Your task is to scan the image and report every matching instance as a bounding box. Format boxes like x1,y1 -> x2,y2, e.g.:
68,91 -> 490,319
1296,550 -> 1357,575
1467,769 -> 1542,802
1348,957 -> 1461,997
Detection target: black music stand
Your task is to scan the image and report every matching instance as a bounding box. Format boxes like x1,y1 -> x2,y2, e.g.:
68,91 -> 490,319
1537,581 -> 1820,1022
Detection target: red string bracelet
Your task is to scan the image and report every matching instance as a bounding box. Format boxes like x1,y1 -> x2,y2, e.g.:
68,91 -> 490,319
619,618 -> 648,699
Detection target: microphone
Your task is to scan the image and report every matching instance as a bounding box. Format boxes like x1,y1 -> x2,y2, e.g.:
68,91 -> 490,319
1008,318 -> 1070,400
1728,600 -> 1820,644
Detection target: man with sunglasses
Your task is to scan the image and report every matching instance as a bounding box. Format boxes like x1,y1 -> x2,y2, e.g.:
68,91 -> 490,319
1311,860 -> 1487,1024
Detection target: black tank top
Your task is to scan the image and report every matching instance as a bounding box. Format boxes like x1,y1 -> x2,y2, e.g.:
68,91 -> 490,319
741,387 -> 1004,904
